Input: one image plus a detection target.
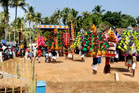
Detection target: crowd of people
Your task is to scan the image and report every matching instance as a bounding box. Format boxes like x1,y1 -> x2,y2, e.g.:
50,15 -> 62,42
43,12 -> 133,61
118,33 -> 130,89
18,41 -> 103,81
0,43 -> 137,77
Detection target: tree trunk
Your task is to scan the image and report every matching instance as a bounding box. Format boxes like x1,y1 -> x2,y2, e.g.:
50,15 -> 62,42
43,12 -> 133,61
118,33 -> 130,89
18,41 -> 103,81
14,2 -> 18,42
4,1 -> 9,40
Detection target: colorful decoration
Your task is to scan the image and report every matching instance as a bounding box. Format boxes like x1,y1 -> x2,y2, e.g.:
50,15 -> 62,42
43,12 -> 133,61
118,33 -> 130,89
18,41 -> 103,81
73,31 -> 84,48
118,29 -> 139,54
38,36 -> 45,46
71,22 -> 75,41
63,32 -> 70,47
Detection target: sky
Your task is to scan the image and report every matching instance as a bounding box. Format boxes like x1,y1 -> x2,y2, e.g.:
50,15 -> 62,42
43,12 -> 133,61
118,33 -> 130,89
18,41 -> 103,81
0,0 -> 139,22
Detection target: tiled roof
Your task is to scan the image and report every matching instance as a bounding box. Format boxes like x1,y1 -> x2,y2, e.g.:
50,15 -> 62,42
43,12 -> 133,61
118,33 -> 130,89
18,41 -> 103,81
133,26 -> 139,31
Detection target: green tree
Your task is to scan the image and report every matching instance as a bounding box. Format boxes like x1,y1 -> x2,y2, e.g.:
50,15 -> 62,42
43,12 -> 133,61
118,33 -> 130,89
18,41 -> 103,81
42,16 -> 50,24
81,11 -> 92,30
25,6 -> 35,27
34,12 -> 42,25
102,11 -> 122,28
10,0 -> 27,41
92,5 -> 105,15
61,7 -> 71,25
0,0 -> 10,40
121,14 -> 136,28
136,16 -> 139,26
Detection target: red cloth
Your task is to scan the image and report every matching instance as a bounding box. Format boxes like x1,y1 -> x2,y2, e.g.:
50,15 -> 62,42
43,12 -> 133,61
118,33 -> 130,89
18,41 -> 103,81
11,47 -> 14,52
65,50 -> 68,56
63,32 -> 70,46
106,57 -> 110,64
25,48 -> 29,52
38,50 -> 41,56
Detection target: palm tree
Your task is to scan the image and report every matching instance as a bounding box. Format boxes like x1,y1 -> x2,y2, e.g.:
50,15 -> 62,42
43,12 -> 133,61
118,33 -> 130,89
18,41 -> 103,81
42,17 -> 50,24
92,5 -> 105,15
0,0 -> 10,40
34,12 -> 42,25
25,6 -> 35,27
61,7 -> 71,25
10,0 -> 27,42
0,11 -> 6,24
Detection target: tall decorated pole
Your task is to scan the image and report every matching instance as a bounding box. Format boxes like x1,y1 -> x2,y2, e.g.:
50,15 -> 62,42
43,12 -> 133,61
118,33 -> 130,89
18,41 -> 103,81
70,21 -> 75,59
71,21 -> 75,41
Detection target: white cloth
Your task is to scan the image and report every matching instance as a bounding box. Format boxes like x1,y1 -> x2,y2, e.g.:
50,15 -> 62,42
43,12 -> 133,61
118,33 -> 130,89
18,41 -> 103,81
2,46 -> 6,51
81,54 -> 84,58
52,56 -> 56,60
115,53 -> 119,58
33,50 -> 37,57
56,51 -> 59,58
132,63 -> 136,69
92,64 -> 98,71
49,53 -> 52,57
25,52 -> 28,59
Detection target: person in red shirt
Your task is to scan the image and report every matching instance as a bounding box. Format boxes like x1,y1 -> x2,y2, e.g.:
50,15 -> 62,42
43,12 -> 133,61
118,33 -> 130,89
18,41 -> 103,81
37,48 -> 42,63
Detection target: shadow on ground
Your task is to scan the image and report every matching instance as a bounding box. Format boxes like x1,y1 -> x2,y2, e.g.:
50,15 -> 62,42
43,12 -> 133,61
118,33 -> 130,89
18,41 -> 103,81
73,59 -> 84,62
123,73 -> 133,77
111,67 -> 128,72
47,61 -> 63,64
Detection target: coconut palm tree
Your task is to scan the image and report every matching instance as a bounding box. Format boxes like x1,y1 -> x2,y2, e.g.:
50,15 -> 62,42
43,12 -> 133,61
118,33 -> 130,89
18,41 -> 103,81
92,5 -> 105,15
34,12 -> 42,25
10,0 -> 27,42
61,7 -> 71,25
0,11 -> 6,24
25,6 -> 35,27
0,0 -> 10,40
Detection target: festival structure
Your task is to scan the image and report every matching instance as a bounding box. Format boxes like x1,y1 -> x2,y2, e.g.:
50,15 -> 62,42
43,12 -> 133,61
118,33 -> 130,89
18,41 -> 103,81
37,24 -> 70,51
118,27 -> 139,55
81,24 -> 110,57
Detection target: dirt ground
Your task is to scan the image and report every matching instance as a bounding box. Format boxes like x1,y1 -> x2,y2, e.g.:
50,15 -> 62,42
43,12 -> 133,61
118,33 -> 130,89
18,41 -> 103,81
3,55 -> 139,93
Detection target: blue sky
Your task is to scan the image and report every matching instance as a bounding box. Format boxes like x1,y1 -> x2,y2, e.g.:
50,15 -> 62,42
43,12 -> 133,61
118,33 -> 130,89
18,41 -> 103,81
0,0 -> 139,22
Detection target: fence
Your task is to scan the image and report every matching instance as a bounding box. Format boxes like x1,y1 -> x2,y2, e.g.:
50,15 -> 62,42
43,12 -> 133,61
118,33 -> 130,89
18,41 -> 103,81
0,58 -> 36,93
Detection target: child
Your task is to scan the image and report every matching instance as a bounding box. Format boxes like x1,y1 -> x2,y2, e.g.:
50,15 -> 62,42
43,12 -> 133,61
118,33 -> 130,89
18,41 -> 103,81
45,51 -> 49,62
132,54 -> 137,77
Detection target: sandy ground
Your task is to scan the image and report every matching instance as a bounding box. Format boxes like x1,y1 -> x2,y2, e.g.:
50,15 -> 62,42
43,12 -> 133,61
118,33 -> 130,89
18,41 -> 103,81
2,55 -> 139,93
35,55 -> 139,82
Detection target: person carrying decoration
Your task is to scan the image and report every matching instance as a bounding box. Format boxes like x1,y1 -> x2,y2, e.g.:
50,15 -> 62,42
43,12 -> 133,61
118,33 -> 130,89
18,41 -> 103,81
92,54 -> 98,74
126,53 -> 132,71
37,47 -> 42,63
65,48 -> 68,59
104,56 -> 111,74
81,50 -> 85,62
51,49 -> 57,62
132,54 -> 137,77
48,47 -> 52,62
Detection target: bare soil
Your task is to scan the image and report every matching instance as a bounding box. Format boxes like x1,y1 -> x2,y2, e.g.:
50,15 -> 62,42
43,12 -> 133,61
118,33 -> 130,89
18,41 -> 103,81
2,55 -> 139,93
